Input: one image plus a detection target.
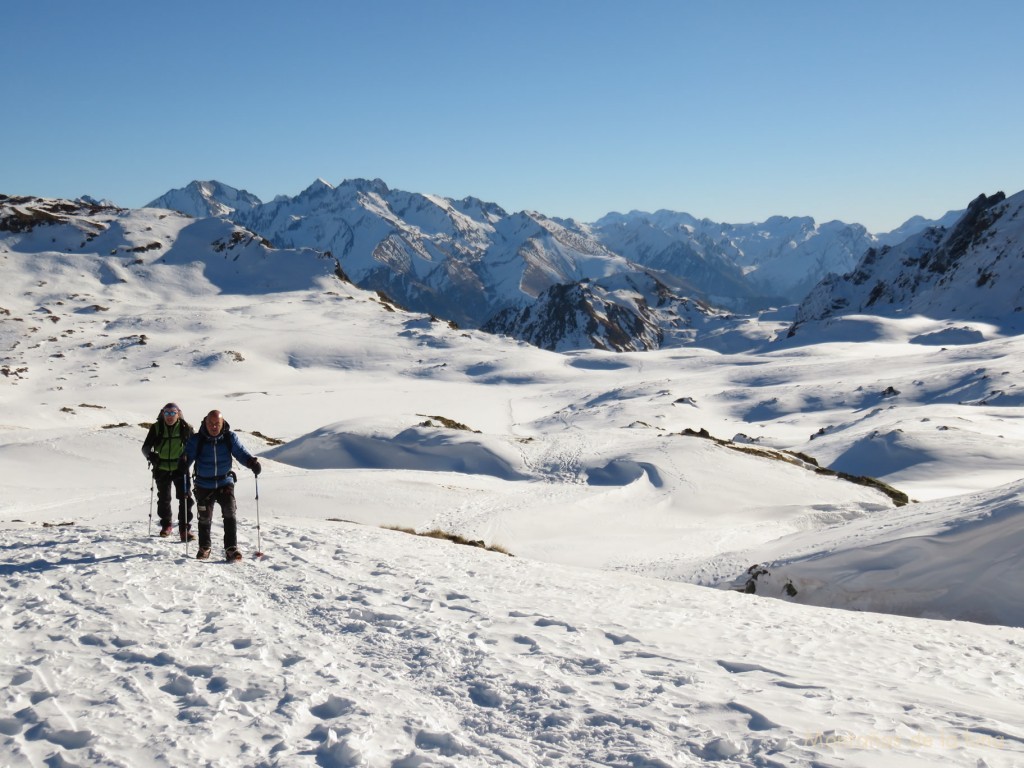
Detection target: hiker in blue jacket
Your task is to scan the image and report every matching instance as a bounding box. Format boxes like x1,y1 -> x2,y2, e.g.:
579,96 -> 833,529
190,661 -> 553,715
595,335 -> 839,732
182,409 -> 261,561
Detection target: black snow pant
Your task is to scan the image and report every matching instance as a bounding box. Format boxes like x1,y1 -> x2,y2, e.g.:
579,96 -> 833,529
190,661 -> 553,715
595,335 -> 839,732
154,469 -> 194,529
194,485 -> 237,552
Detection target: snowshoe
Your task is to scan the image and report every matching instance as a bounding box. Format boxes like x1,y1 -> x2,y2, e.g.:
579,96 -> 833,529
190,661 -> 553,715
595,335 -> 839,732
225,547 -> 243,563
159,525 -> 173,538
196,547 -> 212,560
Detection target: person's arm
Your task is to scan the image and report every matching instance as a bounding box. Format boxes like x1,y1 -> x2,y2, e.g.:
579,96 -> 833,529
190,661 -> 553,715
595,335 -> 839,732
142,426 -> 158,465
231,434 -> 261,475
181,434 -> 197,472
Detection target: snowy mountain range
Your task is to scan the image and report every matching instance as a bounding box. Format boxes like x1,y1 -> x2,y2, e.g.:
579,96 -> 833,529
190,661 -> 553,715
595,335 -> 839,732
146,179 -> 969,351
151,179 -> 641,331
4,179 -> 1016,356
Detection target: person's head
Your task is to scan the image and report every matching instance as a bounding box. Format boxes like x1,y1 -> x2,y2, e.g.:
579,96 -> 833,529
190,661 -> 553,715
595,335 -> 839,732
205,410 -> 224,436
162,403 -> 181,424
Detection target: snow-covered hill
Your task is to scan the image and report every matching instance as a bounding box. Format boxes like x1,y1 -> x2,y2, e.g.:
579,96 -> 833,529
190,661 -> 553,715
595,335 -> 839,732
0,194 -> 340,298
5,189 -> 1024,766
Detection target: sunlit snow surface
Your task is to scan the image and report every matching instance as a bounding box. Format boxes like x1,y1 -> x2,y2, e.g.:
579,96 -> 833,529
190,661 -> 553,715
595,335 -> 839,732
2,212 -> 1023,765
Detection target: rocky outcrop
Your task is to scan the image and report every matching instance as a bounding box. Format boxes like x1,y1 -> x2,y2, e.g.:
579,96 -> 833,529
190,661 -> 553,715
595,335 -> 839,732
482,271 -> 728,352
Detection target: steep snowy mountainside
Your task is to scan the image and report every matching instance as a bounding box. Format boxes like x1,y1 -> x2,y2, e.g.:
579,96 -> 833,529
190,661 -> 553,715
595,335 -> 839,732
145,180 -> 263,219
230,178 -> 499,325
482,210 -> 634,301
584,214 -> 763,311
224,178 -> 642,328
790,190 -> 1024,332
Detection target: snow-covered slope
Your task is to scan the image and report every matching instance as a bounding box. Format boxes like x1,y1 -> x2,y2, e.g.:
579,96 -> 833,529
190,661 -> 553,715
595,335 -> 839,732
5,191 -> 1024,764
745,479 -> 1024,626
3,515 -> 1021,767
0,194 -> 339,298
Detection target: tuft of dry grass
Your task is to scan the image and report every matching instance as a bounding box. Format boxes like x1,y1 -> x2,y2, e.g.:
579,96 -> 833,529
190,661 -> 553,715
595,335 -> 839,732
383,525 -> 511,556
415,414 -> 479,432
670,427 -> 910,507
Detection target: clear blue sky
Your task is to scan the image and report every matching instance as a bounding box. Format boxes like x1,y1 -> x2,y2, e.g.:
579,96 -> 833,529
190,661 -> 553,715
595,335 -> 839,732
5,1 -> 1022,231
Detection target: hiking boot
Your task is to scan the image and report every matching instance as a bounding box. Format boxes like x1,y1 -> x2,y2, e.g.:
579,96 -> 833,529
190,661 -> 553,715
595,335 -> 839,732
159,525 -> 173,538
195,547 -> 212,560
225,547 -> 243,562
179,526 -> 196,543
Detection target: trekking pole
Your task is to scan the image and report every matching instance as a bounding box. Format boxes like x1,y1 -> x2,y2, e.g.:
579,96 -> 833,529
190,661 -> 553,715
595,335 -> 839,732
183,472 -> 191,558
149,472 -> 155,537
254,475 -> 264,558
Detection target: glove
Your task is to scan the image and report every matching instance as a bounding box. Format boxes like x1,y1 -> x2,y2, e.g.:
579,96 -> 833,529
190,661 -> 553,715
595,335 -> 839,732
249,458 -> 262,476
147,451 -> 159,467
178,455 -> 189,471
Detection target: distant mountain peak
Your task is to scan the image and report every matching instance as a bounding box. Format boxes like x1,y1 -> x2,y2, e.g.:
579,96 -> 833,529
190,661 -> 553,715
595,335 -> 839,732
301,178 -> 336,196
339,178 -> 391,196
146,180 -> 262,218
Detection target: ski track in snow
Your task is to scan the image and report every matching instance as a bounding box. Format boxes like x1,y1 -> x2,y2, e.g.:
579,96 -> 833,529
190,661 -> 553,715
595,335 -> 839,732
3,521 -> 1022,767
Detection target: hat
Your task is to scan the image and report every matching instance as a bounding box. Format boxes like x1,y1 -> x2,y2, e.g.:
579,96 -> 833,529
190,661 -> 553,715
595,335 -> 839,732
162,402 -> 182,414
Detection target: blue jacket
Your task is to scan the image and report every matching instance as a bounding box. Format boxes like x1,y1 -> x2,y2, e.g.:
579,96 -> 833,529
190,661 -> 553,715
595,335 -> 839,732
184,420 -> 257,490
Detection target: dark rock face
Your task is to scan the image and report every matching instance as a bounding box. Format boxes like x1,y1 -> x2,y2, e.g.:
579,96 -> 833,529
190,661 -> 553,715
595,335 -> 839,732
924,192 -> 1006,273
483,272 -> 724,352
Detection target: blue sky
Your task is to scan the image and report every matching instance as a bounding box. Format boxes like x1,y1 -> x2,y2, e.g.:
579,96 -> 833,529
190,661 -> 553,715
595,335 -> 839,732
5,1 -> 1022,231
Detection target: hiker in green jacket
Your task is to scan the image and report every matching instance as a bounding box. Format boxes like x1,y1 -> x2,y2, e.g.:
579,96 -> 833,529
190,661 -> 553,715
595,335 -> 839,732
141,402 -> 196,540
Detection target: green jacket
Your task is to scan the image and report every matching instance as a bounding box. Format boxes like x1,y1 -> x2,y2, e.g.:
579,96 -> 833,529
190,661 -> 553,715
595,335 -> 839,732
142,418 -> 194,472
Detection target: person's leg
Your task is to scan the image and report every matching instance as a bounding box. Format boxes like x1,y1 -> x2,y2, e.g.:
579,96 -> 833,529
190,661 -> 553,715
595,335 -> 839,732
220,486 -> 238,554
155,473 -> 173,533
195,488 -> 215,551
172,473 -> 190,529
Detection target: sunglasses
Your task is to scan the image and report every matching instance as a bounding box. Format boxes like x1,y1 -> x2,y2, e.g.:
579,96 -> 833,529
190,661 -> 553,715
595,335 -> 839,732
163,410 -> 179,416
